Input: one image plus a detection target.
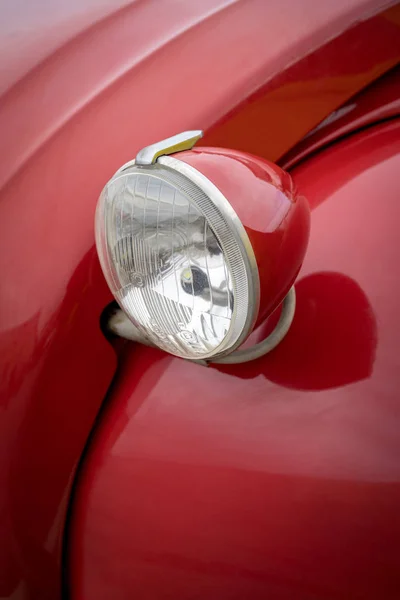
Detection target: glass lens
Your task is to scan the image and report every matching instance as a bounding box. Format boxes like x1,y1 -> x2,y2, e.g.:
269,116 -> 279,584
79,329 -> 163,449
97,169 -> 234,359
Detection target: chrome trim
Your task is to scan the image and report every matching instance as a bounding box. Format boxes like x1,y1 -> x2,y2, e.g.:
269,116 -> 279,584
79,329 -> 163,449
135,130 -> 203,165
212,287 -> 295,364
107,286 -> 295,364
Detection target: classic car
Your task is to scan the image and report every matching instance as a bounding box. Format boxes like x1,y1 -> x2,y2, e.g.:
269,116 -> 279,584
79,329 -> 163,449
1,0 -> 400,598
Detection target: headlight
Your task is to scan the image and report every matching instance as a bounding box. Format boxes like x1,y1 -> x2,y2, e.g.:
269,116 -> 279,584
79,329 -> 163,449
95,131 -> 310,361
96,142 -> 259,360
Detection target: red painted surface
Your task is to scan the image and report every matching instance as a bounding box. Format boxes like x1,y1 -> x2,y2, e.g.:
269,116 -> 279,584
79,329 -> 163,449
0,255 -> 116,600
0,0 -> 134,96
1,2 -> 399,193
68,120 -> 400,599
201,3 -> 400,162
178,148 -> 310,325
281,65 -> 400,170
0,1 -> 399,598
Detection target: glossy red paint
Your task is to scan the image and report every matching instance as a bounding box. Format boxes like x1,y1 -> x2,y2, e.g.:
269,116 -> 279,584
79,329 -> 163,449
1,2 -> 400,193
0,247 -> 116,598
281,65 -> 400,170
1,1 -> 399,598
178,148 -> 310,325
201,3 -> 400,162
68,120 -> 400,599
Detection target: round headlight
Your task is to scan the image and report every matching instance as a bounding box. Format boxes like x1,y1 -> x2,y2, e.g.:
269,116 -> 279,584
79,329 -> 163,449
95,149 -> 260,360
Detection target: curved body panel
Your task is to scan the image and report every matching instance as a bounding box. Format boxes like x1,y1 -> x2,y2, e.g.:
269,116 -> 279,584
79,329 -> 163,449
282,65 -> 400,169
0,1 -> 399,598
68,120 -> 400,599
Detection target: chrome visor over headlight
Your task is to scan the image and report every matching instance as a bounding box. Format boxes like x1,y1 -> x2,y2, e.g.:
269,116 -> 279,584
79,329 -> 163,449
95,132 -> 260,360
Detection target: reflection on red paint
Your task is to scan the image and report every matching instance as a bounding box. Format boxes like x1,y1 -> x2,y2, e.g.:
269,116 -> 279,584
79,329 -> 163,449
217,272 -> 378,390
67,120 -> 400,600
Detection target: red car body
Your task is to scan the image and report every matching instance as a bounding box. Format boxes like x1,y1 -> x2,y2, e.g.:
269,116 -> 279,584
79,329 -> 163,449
0,1 -> 399,599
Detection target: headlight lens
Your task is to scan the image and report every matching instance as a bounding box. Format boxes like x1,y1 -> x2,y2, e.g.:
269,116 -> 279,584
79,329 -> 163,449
95,156 -> 259,360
